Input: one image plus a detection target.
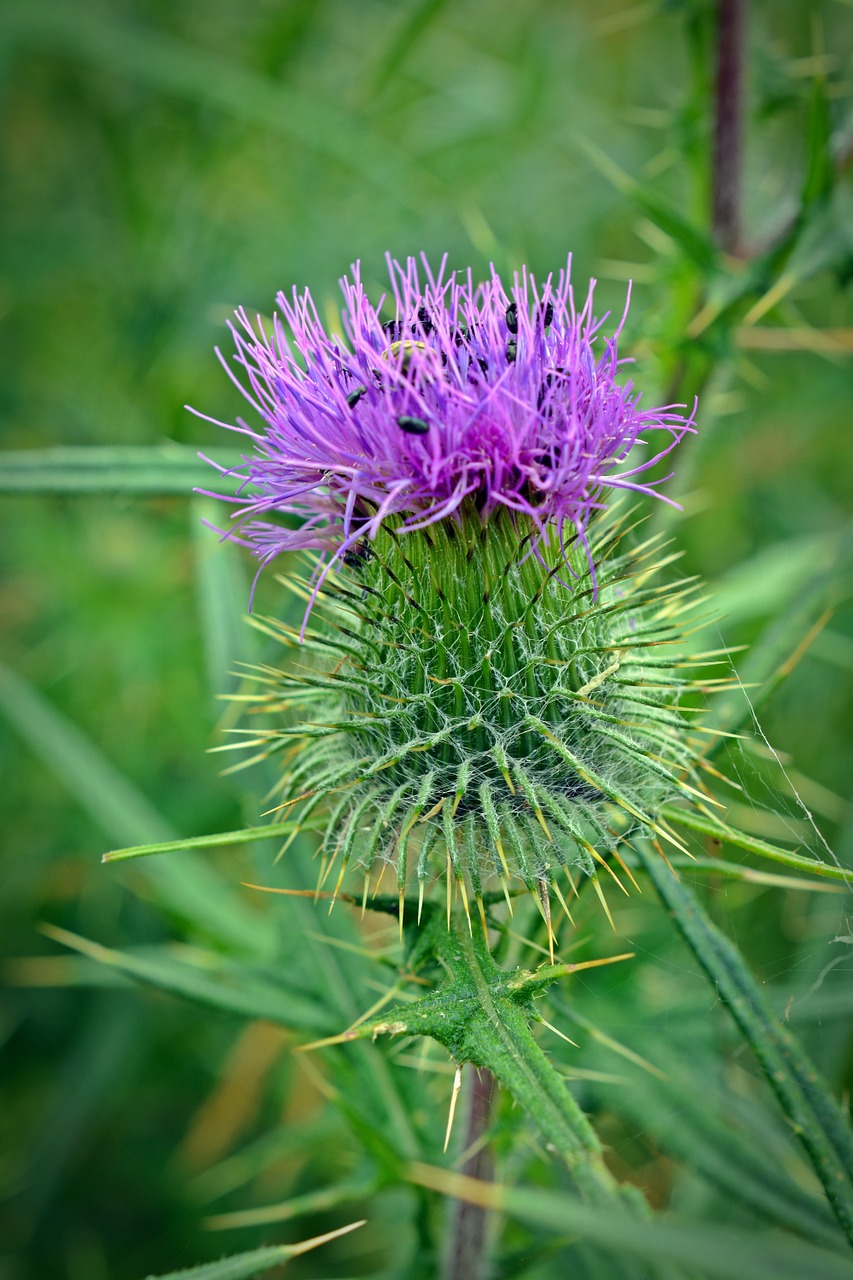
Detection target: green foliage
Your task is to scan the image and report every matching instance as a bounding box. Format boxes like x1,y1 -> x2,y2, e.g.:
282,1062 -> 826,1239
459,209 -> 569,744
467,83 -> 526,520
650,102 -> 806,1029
412,1168 -> 853,1280
329,902 -> 631,1204
635,841 -> 853,1245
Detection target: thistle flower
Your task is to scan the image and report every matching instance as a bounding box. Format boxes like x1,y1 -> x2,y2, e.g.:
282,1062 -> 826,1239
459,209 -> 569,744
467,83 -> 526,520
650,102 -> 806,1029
205,255 -> 707,938
201,254 -> 695,595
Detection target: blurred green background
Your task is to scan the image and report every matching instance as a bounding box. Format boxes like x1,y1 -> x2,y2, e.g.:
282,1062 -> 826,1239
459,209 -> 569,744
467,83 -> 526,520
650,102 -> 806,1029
2,2 -> 853,1278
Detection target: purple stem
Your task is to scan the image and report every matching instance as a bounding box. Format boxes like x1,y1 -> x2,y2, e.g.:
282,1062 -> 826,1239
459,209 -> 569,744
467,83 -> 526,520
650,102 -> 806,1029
444,1068 -> 496,1280
712,0 -> 747,253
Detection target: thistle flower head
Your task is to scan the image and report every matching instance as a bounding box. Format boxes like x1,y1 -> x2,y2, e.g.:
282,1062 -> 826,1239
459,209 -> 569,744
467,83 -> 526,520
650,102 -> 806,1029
204,254 -> 695,585
205,256 -> 710,936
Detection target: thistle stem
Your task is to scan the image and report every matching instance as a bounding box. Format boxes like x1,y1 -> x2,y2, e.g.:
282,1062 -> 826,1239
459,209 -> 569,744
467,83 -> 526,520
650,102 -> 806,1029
444,1067 -> 496,1280
712,0 -> 747,253
452,921 -> 633,1209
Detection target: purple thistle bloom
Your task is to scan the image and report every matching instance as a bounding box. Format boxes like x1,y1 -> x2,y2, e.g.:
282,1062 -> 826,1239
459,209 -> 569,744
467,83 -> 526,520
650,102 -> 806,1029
197,254 -> 696,594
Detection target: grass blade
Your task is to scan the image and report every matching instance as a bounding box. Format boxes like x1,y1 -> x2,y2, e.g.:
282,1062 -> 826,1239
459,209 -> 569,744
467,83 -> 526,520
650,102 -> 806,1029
574,1038 -> 845,1248
707,534 -> 837,628
573,134 -> 715,270
367,0 -> 450,98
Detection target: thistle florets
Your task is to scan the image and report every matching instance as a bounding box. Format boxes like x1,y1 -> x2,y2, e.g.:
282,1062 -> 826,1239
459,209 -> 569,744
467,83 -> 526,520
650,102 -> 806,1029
200,255 -> 696,596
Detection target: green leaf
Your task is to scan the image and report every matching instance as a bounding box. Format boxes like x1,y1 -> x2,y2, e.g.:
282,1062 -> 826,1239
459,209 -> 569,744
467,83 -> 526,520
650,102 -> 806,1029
189,1114 -> 340,1204
783,192 -> 853,289
37,910 -> 427,1176
330,906 -> 637,1211
634,841 -> 853,1246
140,1220 -> 365,1279
813,629 -> 853,674
658,805 -> 853,883
41,925 -> 333,1033
0,445 -> 245,495
3,954 -> 131,990
665,853 -> 846,893
270,888 -> 424,1167
102,824 -> 323,863
0,661 -> 275,956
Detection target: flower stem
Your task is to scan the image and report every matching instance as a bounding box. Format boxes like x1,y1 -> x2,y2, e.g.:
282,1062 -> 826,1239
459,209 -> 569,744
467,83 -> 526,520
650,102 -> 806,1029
444,1067 -> 496,1280
712,0 -> 747,253
451,921 -> 634,1209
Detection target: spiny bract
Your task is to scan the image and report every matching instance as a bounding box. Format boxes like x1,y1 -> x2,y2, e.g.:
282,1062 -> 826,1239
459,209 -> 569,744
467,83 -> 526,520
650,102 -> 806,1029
245,505 -> 711,923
